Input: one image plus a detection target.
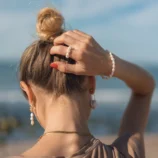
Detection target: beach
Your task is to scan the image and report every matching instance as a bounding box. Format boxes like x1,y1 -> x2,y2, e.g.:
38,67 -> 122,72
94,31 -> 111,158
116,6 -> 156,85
1,134 -> 157,158
0,63 -> 157,157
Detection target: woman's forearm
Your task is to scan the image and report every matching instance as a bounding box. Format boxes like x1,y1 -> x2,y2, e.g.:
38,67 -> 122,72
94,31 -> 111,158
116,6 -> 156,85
108,53 -> 156,136
113,54 -> 155,95
104,52 -> 156,136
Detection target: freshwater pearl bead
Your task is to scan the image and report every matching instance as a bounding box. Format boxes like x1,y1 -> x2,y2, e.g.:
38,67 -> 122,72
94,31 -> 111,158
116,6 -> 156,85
31,121 -> 34,126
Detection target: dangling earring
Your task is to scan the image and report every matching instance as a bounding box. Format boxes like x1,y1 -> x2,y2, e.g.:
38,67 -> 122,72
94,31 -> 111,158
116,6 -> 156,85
30,104 -> 35,126
90,89 -> 97,109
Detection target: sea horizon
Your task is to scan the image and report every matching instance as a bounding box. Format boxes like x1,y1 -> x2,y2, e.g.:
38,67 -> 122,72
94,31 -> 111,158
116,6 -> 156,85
0,61 -> 157,138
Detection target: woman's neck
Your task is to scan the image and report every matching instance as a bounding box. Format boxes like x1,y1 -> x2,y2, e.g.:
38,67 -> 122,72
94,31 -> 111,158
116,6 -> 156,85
22,93 -> 93,157
44,93 -> 91,134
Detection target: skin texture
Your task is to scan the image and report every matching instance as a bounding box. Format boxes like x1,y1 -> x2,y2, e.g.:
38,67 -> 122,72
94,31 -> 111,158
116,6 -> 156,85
20,30 -> 155,158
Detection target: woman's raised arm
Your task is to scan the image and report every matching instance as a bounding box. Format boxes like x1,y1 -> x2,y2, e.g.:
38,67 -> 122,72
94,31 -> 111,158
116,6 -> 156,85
112,56 -> 155,158
114,56 -> 155,134
50,30 -> 156,157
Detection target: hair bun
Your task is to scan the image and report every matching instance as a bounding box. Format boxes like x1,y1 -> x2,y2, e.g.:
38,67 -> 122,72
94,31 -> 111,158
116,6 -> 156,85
36,7 -> 64,41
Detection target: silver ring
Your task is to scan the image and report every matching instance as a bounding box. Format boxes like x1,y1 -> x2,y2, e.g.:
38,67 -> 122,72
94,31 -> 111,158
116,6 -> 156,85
66,46 -> 72,59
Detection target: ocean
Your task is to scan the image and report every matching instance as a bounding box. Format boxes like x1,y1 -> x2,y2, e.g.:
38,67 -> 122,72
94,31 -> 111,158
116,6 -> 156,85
0,61 -> 157,142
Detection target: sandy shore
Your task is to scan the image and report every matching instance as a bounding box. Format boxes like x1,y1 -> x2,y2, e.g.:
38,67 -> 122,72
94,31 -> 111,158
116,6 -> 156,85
0,134 -> 158,158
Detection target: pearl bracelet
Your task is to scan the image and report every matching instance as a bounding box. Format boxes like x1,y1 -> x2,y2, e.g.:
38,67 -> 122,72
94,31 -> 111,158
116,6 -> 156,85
101,51 -> 116,80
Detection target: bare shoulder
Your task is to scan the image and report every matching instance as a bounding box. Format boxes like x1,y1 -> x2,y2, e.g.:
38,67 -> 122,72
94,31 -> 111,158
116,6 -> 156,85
6,157 -> 23,158
20,146 -> 39,157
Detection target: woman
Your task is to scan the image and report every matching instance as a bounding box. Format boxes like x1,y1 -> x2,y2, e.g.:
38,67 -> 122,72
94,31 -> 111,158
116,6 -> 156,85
17,7 -> 155,158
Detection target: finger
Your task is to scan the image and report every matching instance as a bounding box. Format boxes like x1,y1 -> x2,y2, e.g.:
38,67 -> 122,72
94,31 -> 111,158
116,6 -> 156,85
73,30 -> 94,46
65,31 -> 85,42
50,45 -> 77,60
73,30 -> 91,38
50,62 -> 77,74
54,34 -> 80,49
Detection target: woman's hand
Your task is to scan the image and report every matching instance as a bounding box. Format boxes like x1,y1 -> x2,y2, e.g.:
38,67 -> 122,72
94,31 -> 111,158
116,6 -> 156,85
50,30 -> 112,76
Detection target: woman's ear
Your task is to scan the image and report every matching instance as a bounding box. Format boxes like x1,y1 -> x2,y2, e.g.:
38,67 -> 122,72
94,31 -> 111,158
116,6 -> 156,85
88,76 -> 96,94
20,81 -> 34,105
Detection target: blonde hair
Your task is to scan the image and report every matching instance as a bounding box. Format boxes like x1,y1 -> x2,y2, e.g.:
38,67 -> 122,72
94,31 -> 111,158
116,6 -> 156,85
19,7 -> 86,98
36,7 -> 64,41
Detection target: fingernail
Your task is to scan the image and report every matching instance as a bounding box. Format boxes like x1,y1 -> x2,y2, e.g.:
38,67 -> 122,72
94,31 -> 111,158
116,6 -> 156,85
50,63 -> 58,69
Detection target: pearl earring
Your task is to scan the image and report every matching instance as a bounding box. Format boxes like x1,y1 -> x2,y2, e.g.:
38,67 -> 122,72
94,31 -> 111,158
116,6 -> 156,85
30,105 -> 34,126
90,89 -> 97,109
91,94 -> 97,109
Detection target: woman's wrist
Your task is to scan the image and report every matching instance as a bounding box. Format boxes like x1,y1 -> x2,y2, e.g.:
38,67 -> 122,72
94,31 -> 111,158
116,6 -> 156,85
101,50 -> 121,79
112,54 -> 124,78
100,50 -> 114,77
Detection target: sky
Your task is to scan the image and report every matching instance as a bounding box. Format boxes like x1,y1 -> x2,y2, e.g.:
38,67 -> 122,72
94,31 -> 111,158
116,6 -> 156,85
0,0 -> 158,64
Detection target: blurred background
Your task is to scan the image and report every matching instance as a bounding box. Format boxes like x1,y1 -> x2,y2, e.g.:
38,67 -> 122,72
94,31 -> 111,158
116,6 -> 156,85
0,0 -> 157,157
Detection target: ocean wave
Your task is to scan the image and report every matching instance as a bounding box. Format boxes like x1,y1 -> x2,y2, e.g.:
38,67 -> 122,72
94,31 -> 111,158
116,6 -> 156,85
96,89 -> 158,103
0,88 -> 157,106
